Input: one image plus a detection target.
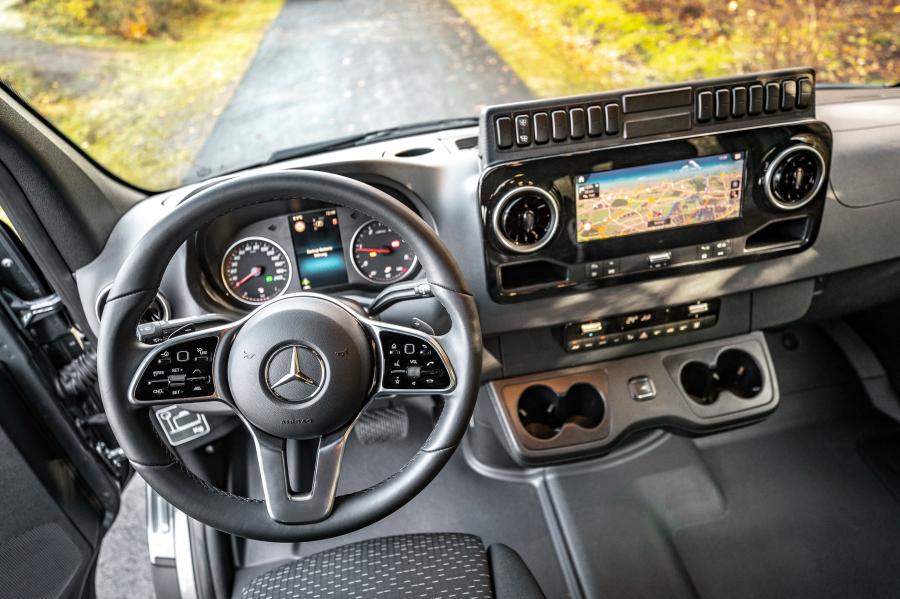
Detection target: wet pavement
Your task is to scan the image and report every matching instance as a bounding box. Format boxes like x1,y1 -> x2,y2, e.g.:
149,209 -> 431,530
189,0 -> 532,181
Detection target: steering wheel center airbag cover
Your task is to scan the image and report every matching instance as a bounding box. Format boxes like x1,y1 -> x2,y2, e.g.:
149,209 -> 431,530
227,295 -> 373,438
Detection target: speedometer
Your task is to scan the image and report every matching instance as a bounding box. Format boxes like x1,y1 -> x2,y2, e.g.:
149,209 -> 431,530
221,237 -> 292,305
350,220 -> 417,284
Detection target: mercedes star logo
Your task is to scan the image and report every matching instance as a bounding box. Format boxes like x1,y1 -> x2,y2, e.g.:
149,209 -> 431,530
264,345 -> 325,402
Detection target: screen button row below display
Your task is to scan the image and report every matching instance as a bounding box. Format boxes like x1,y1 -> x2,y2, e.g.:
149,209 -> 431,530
583,239 -> 736,281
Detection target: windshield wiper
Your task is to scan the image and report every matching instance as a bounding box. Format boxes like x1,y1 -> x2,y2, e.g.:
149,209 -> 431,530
265,117 -> 479,165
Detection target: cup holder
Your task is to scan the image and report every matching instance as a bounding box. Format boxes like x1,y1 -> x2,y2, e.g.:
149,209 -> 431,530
680,349 -> 764,405
517,383 -> 605,440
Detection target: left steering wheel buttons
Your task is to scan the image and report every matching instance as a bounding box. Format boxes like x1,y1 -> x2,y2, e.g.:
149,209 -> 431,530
134,336 -> 219,402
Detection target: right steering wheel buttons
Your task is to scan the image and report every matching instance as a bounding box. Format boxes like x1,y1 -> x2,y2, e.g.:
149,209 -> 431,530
380,332 -> 450,390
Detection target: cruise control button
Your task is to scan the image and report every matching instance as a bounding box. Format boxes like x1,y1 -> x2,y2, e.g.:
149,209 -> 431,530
134,336 -> 219,402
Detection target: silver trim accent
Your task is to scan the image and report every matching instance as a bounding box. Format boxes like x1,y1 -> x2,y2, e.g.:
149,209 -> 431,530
491,186 -> 560,254
763,144 -> 827,211
264,344 -> 326,401
146,484 -> 176,565
220,236 -> 293,306
173,508 -> 198,599
95,284 -> 170,323
349,219 -> 419,284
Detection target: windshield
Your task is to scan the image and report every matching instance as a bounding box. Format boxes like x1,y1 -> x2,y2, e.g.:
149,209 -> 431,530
0,1 -> 896,191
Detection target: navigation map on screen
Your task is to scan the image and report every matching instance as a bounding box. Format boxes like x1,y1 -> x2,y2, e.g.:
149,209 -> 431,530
575,152 -> 745,242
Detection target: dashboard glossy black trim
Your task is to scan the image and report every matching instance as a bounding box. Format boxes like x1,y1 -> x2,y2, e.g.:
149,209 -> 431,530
479,121 -> 833,302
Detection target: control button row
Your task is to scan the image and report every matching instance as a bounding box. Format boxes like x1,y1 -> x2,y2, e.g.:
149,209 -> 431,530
134,336 -> 218,401
697,240 -> 732,260
581,239 -> 737,282
495,103 -> 621,150
696,77 -> 812,123
566,315 -> 717,352
380,332 -> 451,390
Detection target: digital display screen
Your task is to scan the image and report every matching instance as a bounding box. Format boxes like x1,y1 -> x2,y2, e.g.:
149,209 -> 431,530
575,152 -> 745,242
288,209 -> 348,289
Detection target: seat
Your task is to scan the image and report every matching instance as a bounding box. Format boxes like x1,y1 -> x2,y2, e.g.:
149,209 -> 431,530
239,533 -> 545,599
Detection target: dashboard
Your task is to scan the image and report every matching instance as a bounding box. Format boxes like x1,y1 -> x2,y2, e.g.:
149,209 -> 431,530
76,69 -> 900,386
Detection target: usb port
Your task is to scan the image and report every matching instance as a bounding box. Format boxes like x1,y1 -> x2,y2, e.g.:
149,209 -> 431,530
581,322 -> 604,334
688,302 -> 710,315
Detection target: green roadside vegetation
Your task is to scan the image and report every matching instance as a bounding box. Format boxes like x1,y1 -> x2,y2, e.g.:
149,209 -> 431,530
447,0 -> 899,98
1,0 -> 284,189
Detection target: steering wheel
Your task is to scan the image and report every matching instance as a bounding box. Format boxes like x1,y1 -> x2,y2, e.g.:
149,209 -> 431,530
97,171 -> 482,541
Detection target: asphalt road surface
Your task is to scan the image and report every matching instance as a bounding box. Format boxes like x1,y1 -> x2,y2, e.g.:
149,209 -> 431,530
190,0 -> 532,181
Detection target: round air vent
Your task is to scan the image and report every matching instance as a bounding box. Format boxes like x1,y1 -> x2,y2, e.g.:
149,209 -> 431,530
95,285 -> 170,324
764,145 -> 826,210
491,186 -> 560,253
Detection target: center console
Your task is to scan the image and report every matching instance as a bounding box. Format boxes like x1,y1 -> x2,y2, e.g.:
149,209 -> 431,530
473,69 -> 827,463
478,68 -> 831,302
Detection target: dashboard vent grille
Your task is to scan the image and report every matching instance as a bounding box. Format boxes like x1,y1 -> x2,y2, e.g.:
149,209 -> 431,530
492,187 -> 560,253
455,136 -> 478,150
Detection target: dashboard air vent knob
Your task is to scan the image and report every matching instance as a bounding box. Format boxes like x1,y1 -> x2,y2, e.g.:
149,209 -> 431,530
492,186 -> 560,253
764,144 -> 826,210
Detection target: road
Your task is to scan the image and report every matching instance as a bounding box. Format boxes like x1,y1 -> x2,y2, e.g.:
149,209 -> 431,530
189,0 -> 532,182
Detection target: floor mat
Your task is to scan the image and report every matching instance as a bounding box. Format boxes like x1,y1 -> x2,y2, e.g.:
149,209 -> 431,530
547,326 -> 900,599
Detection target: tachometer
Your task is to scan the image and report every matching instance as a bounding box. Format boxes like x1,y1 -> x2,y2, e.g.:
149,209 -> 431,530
221,237 -> 292,305
350,220 -> 417,284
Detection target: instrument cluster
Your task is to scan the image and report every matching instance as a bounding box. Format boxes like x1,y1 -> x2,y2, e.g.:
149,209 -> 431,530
200,189 -> 422,308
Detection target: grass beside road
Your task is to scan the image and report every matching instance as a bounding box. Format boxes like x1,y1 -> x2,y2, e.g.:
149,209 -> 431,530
1,0 -> 283,190
448,0 -> 899,98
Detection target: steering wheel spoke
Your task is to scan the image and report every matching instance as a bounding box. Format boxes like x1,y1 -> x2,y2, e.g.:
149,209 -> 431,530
363,318 -> 456,399
247,423 -> 352,524
128,320 -> 240,406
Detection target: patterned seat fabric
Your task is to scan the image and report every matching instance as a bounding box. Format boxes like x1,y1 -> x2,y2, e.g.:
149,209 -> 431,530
240,533 -> 494,599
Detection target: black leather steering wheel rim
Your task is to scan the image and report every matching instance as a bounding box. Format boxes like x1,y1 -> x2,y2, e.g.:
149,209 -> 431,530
97,170 -> 482,541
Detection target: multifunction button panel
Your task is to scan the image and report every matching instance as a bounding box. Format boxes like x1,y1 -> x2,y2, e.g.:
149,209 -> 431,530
563,299 -> 720,352
379,332 -> 452,391
480,67 -> 815,167
134,337 -> 218,402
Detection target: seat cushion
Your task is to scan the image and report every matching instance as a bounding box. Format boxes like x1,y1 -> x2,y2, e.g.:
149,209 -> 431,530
240,533 -> 494,599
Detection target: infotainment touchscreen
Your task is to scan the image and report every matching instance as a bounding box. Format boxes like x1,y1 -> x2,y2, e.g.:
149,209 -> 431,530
575,152 -> 745,242
289,208 -> 349,289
